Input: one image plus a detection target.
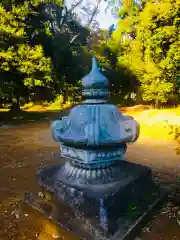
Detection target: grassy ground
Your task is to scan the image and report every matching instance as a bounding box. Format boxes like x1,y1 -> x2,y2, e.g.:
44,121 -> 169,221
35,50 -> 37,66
121,105 -> 180,141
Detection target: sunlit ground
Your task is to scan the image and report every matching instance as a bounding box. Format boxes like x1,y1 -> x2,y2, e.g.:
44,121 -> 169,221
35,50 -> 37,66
121,105 -> 180,141
37,220 -> 79,240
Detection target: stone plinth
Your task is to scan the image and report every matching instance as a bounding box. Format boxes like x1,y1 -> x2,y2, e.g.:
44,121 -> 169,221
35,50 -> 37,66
24,161 -> 167,240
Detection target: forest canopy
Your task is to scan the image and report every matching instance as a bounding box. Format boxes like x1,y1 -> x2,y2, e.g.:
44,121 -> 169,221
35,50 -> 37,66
0,0 -> 179,108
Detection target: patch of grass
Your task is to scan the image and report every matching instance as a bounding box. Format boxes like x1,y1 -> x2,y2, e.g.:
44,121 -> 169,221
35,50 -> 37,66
121,106 -> 180,140
167,124 -> 180,154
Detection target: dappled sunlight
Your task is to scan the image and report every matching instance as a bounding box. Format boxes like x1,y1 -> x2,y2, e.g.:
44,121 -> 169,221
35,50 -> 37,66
25,104 -> 48,112
0,108 -> 9,112
0,95 -> 73,113
121,106 -> 180,141
38,220 -> 79,240
23,102 -> 73,112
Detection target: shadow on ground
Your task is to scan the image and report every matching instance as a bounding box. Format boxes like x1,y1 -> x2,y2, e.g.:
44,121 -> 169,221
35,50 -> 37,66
0,107 -> 71,126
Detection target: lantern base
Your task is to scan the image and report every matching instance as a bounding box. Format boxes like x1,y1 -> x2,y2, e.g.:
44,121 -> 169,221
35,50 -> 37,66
24,161 -> 167,240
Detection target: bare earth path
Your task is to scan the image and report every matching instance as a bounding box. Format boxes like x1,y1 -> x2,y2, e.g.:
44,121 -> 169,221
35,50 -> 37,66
0,121 -> 180,240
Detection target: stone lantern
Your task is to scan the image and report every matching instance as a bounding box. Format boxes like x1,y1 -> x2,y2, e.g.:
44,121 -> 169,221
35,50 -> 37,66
51,56 -> 140,179
25,57 -> 166,240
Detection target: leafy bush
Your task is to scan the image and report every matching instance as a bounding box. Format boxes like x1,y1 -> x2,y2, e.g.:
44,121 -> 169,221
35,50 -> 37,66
168,124 -> 180,154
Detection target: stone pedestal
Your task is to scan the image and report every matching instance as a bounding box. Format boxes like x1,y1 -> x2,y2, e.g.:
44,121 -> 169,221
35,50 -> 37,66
24,161 -> 167,240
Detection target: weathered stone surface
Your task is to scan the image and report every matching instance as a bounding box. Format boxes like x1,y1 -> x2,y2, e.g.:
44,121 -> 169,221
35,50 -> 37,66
51,57 -> 140,168
24,160 -> 167,240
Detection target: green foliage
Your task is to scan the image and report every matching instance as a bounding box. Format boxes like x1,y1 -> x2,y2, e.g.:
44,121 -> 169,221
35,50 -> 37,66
107,0 -> 180,106
0,1 -> 53,107
0,0 -> 90,107
0,44 -> 52,86
88,29 -> 138,105
168,124 -> 180,154
24,1 -> 90,102
105,0 -> 142,16
1,0 -> 179,109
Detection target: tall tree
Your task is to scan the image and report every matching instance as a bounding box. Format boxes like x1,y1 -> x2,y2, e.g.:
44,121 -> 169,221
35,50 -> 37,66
0,2 -> 52,109
108,0 -> 180,107
0,0 -> 91,107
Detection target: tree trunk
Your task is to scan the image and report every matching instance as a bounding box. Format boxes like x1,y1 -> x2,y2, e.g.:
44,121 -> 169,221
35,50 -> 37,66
70,0 -> 102,44
62,90 -> 68,105
86,0 -> 102,28
10,92 -> 21,112
3,0 -> 12,10
154,99 -> 160,109
136,88 -> 142,104
128,92 -> 131,101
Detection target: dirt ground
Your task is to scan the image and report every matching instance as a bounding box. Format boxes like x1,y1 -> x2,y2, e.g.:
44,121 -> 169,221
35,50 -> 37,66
0,120 -> 180,240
